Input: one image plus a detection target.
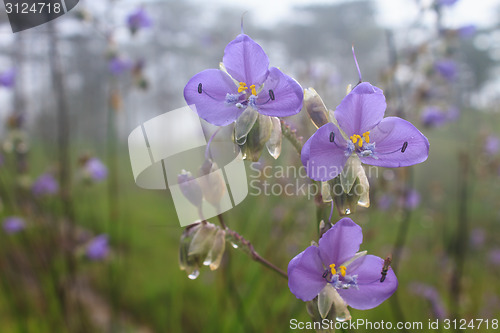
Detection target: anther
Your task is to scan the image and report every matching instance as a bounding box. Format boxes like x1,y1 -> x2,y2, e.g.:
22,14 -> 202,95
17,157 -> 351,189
269,89 -> 275,101
197,83 -> 202,94
401,141 -> 408,153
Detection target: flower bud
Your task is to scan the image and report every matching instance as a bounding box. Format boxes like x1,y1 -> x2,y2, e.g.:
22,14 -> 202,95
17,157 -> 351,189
198,160 -> 225,207
304,88 -> 329,129
179,222 -> 227,279
178,170 -> 203,208
238,114 -> 272,162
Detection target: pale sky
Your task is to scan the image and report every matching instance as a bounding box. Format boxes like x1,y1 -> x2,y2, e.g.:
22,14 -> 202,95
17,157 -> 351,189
193,0 -> 499,29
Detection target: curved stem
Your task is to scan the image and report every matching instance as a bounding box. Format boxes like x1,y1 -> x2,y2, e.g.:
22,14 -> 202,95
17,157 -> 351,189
280,120 -> 303,156
225,229 -> 288,280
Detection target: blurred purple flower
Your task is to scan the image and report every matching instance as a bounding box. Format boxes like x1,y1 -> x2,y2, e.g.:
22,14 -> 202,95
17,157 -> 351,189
32,173 -> 58,197
3,216 -> 25,234
457,24 -> 476,38
377,194 -> 393,211
434,59 -> 458,81
86,234 -> 109,261
485,136 -> 500,155
127,8 -> 152,33
404,189 -> 420,210
409,283 -> 447,319
288,218 -> 398,309
469,228 -> 485,249
488,248 -> 500,266
421,107 -> 448,128
446,106 -> 460,122
109,57 -> 133,76
85,158 -> 108,182
302,82 -> 429,181
438,0 -> 459,6
184,34 -> 303,126
0,68 -> 16,88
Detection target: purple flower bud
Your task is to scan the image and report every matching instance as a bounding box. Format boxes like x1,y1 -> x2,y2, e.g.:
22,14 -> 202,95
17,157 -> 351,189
3,216 -> 25,234
178,170 -> 203,208
127,8 -> 152,33
108,57 -> 133,76
438,0 -> 459,6
32,173 -> 58,197
434,59 -> 458,81
409,283 -> 447,319
0,68 -> 16,88
457,24 -> 476,38
485,136 -> 500,155
488,248 -> 500,266
377,194 -> 393,211
404,189 -> 420,210
421,107 -> 448,128
86,234 -> 109,261
469,228 -> 485,249
85,158 -> 108,182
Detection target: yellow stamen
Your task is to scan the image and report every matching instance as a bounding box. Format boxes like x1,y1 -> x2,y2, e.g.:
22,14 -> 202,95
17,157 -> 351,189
362,131 -> 370,144
350,134 -> 363,147
250,84 -> 257,96
329,263 -> 336,275
339,265 -> 346,277
238,82 -> 248,93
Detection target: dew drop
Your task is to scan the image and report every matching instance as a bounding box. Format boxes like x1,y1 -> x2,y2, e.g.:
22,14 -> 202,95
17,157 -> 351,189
345,208 -> 351,215
188,270 -> 200,280
230,242 -> 239,249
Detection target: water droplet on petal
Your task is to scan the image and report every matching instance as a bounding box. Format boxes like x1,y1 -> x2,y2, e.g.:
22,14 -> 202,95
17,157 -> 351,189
345,208 -> 351,214
231,242 -> 239,249
188,270 -> 200,280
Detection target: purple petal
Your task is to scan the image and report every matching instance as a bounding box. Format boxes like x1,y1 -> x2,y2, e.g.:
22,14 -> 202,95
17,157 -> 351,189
338,255 -> 398,310
318,217 -> 362,268
361,117 -> 429,167
184,69 -> 242,126
222,34 -> 269,85
301,123 -> 348,181
288,245 -> 326,301
256,67 -> 303,117
334,82 -> 386,136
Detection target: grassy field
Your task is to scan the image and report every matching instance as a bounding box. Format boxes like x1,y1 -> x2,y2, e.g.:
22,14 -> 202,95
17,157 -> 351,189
1,108 -> 500,332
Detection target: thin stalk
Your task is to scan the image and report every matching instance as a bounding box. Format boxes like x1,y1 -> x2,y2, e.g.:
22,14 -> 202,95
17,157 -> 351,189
225,229 -> 288,280
281,119 -> 303,156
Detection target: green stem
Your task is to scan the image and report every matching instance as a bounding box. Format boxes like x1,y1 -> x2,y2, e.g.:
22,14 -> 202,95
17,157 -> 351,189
281,119 -> 303,156
225,229 -> 288,280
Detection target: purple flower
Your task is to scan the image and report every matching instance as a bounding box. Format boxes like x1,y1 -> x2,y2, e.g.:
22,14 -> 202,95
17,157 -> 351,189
457,24 -> 476,38
32,173 -> 58,196
377,194 -> 393,211
409,283 -> 447,319
488,248 -> 500,266
288,218 -> 398,309
469,228 -> 485,249
404,189 -> 420,210
301,82 -> 429,181
438,0 -> 459,6
86,234 -> 109,261
184,34 -> 303,126
127,8 -> 152,33
485,135 -> 500,155
434,59 -> 458,81
85,158 -> 108,182
0,68 -> 16,88
421,107 -> 448,128
3,216 -> 25,234
109,57 -> 133,76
